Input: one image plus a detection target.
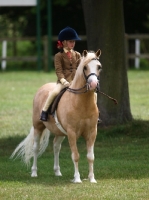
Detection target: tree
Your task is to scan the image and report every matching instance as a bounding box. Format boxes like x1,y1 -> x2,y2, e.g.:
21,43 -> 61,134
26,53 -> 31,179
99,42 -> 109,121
82,0 -> 132,125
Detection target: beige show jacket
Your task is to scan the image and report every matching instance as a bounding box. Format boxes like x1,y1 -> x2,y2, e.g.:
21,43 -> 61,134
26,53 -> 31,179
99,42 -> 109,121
54,50 -> 81,83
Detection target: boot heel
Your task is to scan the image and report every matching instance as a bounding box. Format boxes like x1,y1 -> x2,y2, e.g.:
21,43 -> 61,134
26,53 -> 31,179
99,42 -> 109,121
40,111 -> 48,121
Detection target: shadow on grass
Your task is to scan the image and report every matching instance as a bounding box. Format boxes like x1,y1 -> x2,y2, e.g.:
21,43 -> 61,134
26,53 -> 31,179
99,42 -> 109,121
0,119 -> 149,185
97,119 -> 149,138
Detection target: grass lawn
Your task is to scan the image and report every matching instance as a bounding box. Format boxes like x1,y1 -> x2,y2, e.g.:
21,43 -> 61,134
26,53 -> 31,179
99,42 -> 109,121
128,70 -> 149,120
0,70 -> 149,200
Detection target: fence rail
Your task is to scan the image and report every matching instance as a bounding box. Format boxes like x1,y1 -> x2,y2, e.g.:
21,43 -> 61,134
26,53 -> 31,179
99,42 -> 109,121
0,34 -> 149,70
0,35 -> 87,70
125,34 -> 149,68
0,56 -> 37,61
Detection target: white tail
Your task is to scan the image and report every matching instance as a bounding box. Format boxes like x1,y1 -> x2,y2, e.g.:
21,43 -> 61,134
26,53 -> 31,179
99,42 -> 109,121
10,127 -> 50,166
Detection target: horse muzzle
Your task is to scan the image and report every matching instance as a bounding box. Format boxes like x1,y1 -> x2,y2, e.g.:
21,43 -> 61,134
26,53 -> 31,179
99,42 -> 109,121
87,75 -> 99,90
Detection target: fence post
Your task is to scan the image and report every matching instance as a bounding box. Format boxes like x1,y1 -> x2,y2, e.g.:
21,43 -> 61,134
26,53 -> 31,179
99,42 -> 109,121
1,40 -> 7,70
135,39 -> 140,69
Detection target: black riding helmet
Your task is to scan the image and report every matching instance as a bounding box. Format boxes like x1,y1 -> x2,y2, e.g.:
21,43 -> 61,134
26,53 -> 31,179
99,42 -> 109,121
58,26 -> 81,41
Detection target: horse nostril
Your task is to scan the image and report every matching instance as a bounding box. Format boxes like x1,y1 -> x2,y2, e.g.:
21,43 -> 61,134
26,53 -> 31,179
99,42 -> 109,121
97,82 -> 100,90
87,79 -> 92,84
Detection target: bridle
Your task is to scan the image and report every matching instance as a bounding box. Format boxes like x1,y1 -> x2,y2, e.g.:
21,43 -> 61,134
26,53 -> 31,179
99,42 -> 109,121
83,58 -> 100,81
67,57 -> 118,104
67,58 -> 100,94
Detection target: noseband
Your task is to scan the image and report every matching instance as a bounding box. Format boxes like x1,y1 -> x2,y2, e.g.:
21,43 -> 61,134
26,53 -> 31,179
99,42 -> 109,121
83,72 -> 99,82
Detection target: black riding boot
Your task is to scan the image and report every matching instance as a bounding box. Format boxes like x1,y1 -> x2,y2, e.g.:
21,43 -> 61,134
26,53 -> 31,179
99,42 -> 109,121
40,110 -> 48,121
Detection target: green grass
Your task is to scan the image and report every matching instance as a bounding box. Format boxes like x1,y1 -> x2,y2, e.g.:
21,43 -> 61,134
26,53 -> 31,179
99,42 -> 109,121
128,70 -> 149,120
0,70 -> 149,200
0,71 -> 57,138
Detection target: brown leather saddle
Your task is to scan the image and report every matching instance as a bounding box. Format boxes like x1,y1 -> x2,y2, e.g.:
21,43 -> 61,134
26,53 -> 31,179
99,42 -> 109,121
48,87 -> 67,116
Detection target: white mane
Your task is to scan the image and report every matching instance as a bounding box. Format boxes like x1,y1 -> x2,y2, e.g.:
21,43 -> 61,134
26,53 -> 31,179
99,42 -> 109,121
73,52 -> 97,81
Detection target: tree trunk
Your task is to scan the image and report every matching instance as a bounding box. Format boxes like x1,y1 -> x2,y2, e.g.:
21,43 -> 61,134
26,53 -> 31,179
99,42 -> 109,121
82,0 -> 132,125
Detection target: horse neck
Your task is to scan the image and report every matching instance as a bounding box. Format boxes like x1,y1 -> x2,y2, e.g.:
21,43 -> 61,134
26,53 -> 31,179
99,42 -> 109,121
70,55 -> 94,89
69,55 -> 96,104
70,74 -> 85,89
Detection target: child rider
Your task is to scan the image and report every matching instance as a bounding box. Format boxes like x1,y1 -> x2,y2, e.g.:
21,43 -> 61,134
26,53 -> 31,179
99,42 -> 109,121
40,26 -> 81,121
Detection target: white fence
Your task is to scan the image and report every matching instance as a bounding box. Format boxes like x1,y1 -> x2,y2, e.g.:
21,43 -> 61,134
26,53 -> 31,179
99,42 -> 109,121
125,34 -> 149,69
0,34 -> 149,70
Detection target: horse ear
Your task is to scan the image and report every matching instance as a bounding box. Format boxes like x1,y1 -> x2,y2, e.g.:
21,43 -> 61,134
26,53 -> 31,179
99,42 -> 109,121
82,50 -> 88,57
95,49 -> 101,58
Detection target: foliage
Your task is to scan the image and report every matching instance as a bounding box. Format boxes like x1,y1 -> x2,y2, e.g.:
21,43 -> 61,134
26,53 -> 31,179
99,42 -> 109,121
0,40 -> 38,71
140,59 -> 149,70
124,0 -> 149,33
0,40 -> 36,56
0,0 -> 149,38
0,0 -> 85,37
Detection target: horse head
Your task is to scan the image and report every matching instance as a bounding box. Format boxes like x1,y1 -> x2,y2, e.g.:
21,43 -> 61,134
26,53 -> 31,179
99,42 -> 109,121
82,49 -> 102,91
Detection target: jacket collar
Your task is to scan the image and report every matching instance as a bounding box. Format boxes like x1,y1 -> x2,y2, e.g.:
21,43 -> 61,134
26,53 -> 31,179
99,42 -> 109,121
63,48 -> 73,53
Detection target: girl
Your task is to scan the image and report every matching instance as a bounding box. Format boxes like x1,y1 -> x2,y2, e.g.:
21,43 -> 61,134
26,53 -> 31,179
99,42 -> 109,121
40,27 -> 81,121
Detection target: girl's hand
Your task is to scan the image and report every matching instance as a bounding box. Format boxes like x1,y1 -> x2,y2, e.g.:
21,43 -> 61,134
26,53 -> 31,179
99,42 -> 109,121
60,78 -> 70,87
63,80 -> 70,87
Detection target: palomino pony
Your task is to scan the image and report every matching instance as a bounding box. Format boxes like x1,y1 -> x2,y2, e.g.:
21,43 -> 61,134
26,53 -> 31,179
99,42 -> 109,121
11,49 -> 102,183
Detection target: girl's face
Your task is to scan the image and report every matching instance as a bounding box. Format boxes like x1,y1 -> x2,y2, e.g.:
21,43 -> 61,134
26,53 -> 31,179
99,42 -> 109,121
62,40 -> 75,50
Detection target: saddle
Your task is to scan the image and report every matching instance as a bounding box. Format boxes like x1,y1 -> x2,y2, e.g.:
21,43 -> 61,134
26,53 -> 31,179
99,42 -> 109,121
48,87 -> 67,116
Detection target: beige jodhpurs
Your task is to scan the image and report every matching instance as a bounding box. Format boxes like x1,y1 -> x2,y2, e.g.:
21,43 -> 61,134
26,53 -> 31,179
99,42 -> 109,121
42,83 -> 66,111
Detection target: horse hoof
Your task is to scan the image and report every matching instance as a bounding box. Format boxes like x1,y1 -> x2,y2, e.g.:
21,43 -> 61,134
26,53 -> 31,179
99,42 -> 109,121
31,172 -> 38,177
55,171 -> 62,176
71,178 -> 82,183
90,178 -> 97,183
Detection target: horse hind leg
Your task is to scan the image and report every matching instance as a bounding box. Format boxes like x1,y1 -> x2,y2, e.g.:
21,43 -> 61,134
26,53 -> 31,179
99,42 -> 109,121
31,130 -> 40,177
31,127 -> 50,177
53,136 -> 65,176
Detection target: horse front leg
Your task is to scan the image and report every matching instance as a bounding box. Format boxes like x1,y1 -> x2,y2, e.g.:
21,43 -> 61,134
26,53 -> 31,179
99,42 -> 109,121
68,131 -> 82,183
86,131 -> 97,183
53,136 -> 65,176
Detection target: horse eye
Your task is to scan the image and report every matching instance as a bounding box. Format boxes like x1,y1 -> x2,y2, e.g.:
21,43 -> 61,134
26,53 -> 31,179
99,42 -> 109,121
84,66 -> 87,70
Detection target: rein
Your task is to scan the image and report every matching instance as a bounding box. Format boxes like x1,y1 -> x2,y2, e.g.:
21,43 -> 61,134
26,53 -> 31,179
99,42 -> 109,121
97,90 -> 118,105
67,83 -> 89,94
67,84 -> 118,105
